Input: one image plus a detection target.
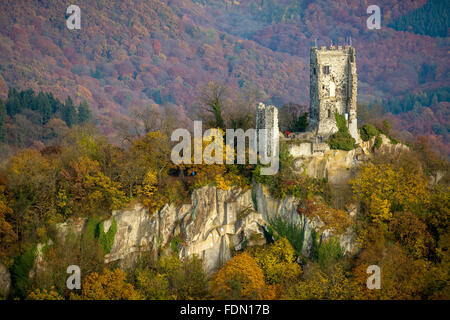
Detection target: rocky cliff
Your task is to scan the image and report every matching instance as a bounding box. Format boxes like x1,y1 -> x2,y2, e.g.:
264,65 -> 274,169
7,135 -> 405,292
288,134 -> 409,185
103,183 -> 357,273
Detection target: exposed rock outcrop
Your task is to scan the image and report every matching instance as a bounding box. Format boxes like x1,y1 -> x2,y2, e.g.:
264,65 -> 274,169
291,148 -> 359,185
104,184 -> 358,273
288,134 -> 409,186
104,186 -> 267,273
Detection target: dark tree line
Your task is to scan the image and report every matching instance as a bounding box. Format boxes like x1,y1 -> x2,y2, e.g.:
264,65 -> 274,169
389,0 -> 449,37
0,88 -> 92,144
368,87 -> 449,115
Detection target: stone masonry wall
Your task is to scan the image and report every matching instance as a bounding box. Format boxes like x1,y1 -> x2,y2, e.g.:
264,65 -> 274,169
255,102 -> 279,158
310,46 -> 358,140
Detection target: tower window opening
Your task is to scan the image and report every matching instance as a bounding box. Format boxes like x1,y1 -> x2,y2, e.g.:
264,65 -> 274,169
323,66 -> 330,74
328,109 -> 331,118
313,67 -> 316,75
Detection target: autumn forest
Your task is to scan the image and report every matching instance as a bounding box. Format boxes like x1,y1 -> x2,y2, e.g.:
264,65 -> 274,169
0,0 -> 448,302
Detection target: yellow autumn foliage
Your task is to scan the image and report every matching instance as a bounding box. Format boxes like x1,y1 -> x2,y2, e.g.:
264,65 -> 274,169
215,174 -> 231,190
75,268 -> 141,300
250,238 -> 302,285
350,162 -> 428,224
210,252 -> 266,299
298,199 -> 351,234
138,170 -> 166,213
27,286 -> 63,300
284,264 -> 354,300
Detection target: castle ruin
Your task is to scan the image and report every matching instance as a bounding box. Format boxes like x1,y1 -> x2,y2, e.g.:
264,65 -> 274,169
255,102 -> 279,157
256,45 -> 359,158
309,45 -> 358,141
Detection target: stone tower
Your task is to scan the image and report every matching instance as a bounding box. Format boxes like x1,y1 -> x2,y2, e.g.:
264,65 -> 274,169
255,102 -> 279,157
309,45 -> 358,140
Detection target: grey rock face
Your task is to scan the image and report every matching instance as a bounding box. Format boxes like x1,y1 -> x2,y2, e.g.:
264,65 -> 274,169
30,183 -> 359,275
104,184 -> 358,273
33,183 -> 358,275
104,203 -> 159,264
104,186 -> 267,273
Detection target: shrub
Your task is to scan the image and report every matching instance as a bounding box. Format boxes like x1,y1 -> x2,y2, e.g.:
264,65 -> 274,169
10,245 -> 37,298
327,131 -> 356,151
360,124 -> 379,141
309,229 -> 320,261
291,112 -> 309,132
252,141 -> 293,189
27,286 -> 63,300
267,216 -> 305,255
389,136 -> 399,145
335,112 -> 348,132
215,174 -> 231,190
297,199 -> 351,234
284,263 -> 353,299
138,170 -> 167,213
84,216 -> 101,239
253,143 -> 327,200
134,253 -> 210,300
97,219 -> 117,254
135,268 -> 171,300
374,136 -> 383,150
327,112 -> 356,151
389,211 -> 433,258
250,238 -> 302,285
31,229 -> 104,299
170,234 -> 183,253
169,255 -> 210,300
317,237 -> 345,269
84,216 -> 117,254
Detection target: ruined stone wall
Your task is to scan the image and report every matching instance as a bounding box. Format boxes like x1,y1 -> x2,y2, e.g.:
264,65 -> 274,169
255,102 -> 279,157
287,141 -> 331,158
310,46 -> 358,140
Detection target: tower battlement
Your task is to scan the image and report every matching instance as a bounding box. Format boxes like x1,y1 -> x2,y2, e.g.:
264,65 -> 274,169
316,45 -> 352,51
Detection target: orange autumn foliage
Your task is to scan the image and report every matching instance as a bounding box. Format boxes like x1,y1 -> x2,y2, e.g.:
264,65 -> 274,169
210,252 -> 266,300
75,268 -> 141,300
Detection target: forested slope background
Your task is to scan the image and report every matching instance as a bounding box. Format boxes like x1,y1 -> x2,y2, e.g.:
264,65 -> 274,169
0,0 -> 448,156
